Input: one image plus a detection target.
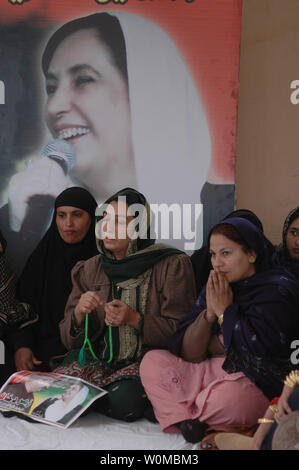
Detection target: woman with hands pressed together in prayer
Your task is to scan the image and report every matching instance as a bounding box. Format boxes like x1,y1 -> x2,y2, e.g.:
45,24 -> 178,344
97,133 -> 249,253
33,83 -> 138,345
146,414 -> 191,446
140,218 -> 299,443
55,187 -> 196,422
205,271 -> 233,328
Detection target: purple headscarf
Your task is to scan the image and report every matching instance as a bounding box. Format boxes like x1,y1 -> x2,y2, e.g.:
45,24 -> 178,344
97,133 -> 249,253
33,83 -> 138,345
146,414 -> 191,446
207,217 -> 275,272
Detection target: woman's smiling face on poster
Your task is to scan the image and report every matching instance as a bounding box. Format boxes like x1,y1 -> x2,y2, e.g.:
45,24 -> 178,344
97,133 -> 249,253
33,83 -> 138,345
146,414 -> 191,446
45,28 -> 134,190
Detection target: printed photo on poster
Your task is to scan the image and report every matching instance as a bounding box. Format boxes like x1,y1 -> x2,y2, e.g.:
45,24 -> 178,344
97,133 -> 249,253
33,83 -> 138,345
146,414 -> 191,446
0,1 -> 241,277
0,11 -> 211,275
0,370 -> 107,428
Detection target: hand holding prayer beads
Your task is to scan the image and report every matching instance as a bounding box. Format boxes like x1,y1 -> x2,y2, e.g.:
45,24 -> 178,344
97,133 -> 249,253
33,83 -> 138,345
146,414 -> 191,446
74,291 -> 104,325
104,299 -> 141,329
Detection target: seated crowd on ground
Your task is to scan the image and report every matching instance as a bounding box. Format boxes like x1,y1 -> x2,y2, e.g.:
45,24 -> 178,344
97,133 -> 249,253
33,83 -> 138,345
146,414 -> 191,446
0,189 -> 298,450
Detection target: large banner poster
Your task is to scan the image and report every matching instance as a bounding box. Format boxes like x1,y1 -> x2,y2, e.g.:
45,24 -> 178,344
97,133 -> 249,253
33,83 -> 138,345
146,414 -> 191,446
0,0 -> 242,275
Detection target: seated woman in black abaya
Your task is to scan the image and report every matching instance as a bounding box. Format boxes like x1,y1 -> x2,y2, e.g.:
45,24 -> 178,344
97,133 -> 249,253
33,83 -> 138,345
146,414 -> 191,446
11,187 -> 98,372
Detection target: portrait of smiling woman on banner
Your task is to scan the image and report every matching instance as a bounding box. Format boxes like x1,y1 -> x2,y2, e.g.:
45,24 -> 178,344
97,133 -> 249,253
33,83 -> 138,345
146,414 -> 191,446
0,11 -> 211,275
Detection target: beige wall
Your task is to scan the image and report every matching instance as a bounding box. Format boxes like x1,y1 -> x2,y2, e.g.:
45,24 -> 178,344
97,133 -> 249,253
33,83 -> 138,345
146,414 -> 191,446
236,0 -> 299,244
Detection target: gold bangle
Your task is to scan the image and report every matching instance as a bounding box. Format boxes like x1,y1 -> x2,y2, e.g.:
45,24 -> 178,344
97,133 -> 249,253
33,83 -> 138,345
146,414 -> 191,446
258,418 -> 275,424
218,314 -> 224,327
284,378 -> 294,389
284,370 -> 299,389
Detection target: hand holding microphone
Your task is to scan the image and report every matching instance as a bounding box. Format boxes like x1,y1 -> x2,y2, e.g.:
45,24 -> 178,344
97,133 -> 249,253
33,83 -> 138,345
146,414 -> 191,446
8,139 -> 76,232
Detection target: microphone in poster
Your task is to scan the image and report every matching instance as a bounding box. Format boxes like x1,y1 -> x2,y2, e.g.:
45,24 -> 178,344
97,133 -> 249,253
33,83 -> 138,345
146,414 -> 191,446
8,139 -> 75,233
42,139 -> 76,175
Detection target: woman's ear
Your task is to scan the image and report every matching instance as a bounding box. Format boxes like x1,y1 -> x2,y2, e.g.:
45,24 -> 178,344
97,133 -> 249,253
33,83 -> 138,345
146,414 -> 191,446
248,251 -> 257,263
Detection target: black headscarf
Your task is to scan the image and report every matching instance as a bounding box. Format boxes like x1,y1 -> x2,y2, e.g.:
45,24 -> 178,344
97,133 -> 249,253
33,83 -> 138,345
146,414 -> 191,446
0,230 -> 7,255
275,206 -> 299,281
222,209 -> 264,233
15,187 -> 98,365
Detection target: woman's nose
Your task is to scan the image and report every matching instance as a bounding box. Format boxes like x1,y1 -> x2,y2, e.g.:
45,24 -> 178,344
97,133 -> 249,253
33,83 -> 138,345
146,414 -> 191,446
65,215 -> 73,226
212,254 -> 223,269
46,81 -> 73,117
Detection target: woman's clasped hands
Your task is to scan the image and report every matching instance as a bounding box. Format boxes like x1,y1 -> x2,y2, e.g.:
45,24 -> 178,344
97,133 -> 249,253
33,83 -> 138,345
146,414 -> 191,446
205,270 -> 233,323
74,291 -> 140,329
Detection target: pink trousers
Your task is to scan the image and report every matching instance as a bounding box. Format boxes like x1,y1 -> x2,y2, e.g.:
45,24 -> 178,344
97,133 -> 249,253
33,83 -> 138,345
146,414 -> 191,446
140,350 -> 269,432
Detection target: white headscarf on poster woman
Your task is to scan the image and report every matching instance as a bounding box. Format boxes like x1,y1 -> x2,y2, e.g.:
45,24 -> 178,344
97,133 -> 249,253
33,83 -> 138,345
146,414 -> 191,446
115,12 -> 211,250
114,12 -> 211,203
7,11 -> 210,256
